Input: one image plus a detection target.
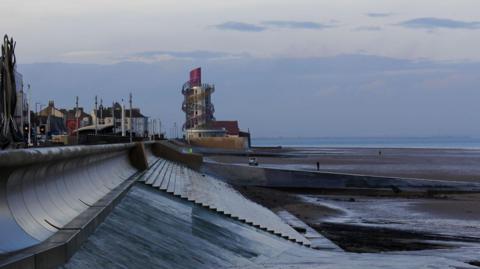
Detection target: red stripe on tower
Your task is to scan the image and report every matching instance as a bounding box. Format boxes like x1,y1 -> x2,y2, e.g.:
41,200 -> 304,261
189,67 -> 201,86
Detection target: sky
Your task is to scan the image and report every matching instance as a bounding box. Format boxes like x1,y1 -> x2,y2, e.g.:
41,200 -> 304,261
2,0 -> 480,137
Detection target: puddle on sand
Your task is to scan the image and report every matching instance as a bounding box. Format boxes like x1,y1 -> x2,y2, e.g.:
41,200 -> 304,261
296,194 -> 480,253
469,261 -> 480,267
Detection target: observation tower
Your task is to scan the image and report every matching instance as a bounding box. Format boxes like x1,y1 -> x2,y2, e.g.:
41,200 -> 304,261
182,68 -> 215,130
181,67 -> 250,148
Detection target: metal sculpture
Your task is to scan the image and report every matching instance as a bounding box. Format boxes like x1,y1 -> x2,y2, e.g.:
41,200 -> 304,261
0,35 -> 22,149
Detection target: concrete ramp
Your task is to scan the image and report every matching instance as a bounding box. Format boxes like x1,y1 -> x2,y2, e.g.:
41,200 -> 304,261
0,144 -> 144,254
139,158 -> 311,246
62,184 -> 480,269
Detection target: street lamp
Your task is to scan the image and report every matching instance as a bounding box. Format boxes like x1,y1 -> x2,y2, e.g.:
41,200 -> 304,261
27,84 -> 31,146
34,102 -> 45,145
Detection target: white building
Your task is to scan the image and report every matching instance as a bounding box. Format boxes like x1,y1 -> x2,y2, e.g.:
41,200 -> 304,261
91,102 -> 148,137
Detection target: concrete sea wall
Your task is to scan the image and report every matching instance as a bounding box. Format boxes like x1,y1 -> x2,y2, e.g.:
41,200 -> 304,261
188,136 -> 249,150
152,141 -> 203,169
202,162 -> 480,193
0,142 -> 156,268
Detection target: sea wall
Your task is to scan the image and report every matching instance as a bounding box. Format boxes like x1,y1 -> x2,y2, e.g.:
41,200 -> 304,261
202,162 -> 480,193
152,140 -> 203,169
0,142 -> 159,268
188,136 -> 249,150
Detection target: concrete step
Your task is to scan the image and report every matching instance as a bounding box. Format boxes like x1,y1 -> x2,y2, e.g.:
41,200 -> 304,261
152,160 -> 168,187
166,164 -> 178,194
159,161 -> 173,191
139,158 -> 311,247
144,159 -> 165,185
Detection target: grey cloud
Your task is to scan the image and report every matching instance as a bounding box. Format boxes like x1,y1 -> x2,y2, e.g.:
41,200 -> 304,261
366,13 -> 393,18
133,50 -> 244,60
213,20 -> 334,32
399,17 -> 480,29
354,26 -> 382,31
262,20 -> 333,30
214,21 -> 266,32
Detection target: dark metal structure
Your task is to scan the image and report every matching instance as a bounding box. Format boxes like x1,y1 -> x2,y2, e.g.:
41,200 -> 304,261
0,35 -> 22,149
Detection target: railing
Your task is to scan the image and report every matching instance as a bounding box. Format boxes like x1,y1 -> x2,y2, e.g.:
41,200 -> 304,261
181,81 -> 215,95
182,112 -> 216,130
181,80 -> 215,129
182,101 -> 215,113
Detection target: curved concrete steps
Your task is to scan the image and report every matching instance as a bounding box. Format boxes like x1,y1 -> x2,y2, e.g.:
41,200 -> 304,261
140,158 -> 311,247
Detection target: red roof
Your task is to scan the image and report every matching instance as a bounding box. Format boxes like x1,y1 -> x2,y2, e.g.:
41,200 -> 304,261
211,121 -> 240,136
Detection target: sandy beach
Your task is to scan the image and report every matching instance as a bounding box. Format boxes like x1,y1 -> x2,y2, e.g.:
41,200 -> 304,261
222,147 -> 480,254
210,147 -> 480,182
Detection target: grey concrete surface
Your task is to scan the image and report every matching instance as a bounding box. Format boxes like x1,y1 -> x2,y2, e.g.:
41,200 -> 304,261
0,171 -> 143,269
202,161 -> 480,193
61,184 -> 480,269
0,143 -> 157,259
3,143 -> 479,268
138,158 -> 311,246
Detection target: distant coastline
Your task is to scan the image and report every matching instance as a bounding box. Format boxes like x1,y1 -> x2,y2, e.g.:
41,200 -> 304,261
251,136 -> 480,149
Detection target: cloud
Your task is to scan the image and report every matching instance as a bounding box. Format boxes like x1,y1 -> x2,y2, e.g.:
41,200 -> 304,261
366,13 -> 393,18
57,50 -> 114,64
212,20 -> 334,32
354,26 -> 382,31
214,21 -> 265,32
262,20 -> 333,30
61,50 -> 110,57
399,17 -> 480,29
128,50 -> 249,62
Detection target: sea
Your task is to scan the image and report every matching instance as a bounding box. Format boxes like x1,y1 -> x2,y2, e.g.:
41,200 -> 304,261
251,137 -> 480,149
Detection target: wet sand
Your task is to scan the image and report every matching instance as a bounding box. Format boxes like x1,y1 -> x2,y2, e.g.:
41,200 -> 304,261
409,193 -> 480,221
224,147 -> 480,254
236,186 -> 343,221
239,186 -> 480,253
210,147 -> 480,182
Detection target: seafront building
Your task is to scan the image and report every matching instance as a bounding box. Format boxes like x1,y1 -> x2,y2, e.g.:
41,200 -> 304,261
37,100 -> 91,136
182,67 -> 250,149
89,102 -> 149,137
61,107 -> 92,135
33,100 -> 149,143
